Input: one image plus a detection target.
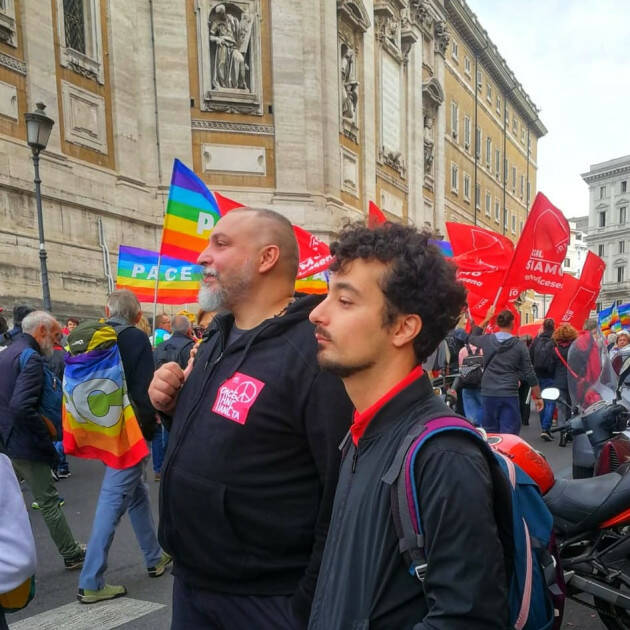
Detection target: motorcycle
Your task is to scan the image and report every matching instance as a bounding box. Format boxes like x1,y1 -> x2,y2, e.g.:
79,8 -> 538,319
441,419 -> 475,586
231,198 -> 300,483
490,432 -> 630,629
541,333 -> 630,479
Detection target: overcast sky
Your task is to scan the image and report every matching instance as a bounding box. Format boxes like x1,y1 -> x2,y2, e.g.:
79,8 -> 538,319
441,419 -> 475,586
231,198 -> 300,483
466,0 -> 629,218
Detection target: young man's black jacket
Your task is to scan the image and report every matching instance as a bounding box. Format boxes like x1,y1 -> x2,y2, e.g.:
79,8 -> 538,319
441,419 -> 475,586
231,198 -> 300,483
158,295 -> 353,625
308,372 -> 510,630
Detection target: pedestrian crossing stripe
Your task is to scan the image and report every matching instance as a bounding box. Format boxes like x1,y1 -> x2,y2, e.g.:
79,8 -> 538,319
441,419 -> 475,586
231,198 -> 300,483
9,597 -> 165,630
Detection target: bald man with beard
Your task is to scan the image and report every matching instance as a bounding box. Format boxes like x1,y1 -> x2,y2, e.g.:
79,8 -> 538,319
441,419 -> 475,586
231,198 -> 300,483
149,208 -> 353,630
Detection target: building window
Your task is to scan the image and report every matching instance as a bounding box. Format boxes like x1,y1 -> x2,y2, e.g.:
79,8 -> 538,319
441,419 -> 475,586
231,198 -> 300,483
463,172 -> 471,201
521,126 -> 526,144
0,0 -> 17,47
504,158 -> 508,184
486,82 -> 492,102
622,180 -> 627,193
485,191 -> 491,216
519,220 -> 524,234
485,137 -> 491,167
620,240 -> 625,254
511,213 -> 516,233
512,166 -> 516,191
476,69 -> 483,92
504,209 -> 509,230
599,211 -> 606,227
475,127 -> 481,159
564,258 -> 571,268
464,56 -> 471,76
494,200 -> 500,222
495,149 -> 500,178
63,0 -> 86,53
520,174 -> 524,198
600,185 -> 606,199
496,94 -> 501,114
451,163 -> 459,193
451,40 -> 459,60
618,266 -> 625,283
56,0 -> 104,84
505,104 -> 509,123
598,243 -> 605,257
512,115 -> 518,134
475,183 -> 481,209
620,206 -> 627,224
527,182 -> 531,204
451,102 -> 459,139
463,115 -> 471,149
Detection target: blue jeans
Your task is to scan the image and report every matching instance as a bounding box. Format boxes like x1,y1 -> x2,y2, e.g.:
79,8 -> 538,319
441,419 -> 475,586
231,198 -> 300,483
461,388 -> 483,426
54,440 -> 69,474
481,395 -> 522,435
79,458 -> 162,590
151,425 -> 169,474
538,377 -> 556,431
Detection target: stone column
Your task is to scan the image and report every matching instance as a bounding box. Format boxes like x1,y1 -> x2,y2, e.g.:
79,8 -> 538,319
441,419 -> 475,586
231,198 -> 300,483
406,31 -> 423,226
433,39 -> 446,233
151,1 -> 193,186
361,0 -> 376,216
21,0 -> 61,151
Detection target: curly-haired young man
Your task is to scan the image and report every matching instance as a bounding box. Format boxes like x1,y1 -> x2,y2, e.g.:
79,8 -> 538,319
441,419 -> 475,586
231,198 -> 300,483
308,223 -> 509,630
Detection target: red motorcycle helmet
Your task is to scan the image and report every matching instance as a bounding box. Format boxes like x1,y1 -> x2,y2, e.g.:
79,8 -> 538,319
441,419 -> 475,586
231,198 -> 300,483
486,433 -> 555,495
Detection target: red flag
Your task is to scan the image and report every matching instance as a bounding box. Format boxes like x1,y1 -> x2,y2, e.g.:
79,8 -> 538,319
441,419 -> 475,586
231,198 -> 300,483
293,225 -> 333,279
545,274 -> 598,330
215,192 -> 244,215
368,201 -> 387,228
546,251 -> 605,328
501,192 -> 570,302
446,222 -> 514,315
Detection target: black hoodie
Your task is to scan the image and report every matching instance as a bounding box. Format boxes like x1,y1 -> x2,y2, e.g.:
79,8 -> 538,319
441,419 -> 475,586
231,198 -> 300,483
159,295 -> 353,624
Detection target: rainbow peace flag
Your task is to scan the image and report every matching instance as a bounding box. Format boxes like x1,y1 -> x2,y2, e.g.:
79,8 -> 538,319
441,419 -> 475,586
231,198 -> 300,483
116,245 -> 201,304
160,160 -> 222,263
618,302 -> 630,328
429,239 -> 453,258
62,344 -> 149,469
599,304 -> 614,335
295,271 -> 329,295
611,304 -> 622,333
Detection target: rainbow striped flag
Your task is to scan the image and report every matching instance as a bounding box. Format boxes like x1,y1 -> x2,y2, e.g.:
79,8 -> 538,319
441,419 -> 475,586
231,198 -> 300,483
612,304 -> 622,333
160,159 -> 223,263
63,343 -> 149,469
618,302 -> 630,328
295,271 -> 329,295
429,239 -> 453,258
599,304 -> 614,335
116,245 -> 202,304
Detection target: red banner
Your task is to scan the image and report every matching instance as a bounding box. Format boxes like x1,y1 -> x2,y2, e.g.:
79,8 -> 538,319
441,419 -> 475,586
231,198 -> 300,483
368,201 -> 387,228
545,251 -> 605,329
501,193 -> 570,301
293,225 -> 333,279
446,222 -> 514,319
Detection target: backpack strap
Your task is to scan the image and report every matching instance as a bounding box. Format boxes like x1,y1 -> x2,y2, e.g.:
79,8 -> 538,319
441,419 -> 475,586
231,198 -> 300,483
18,347 -> 37,371
382,415 -> 484,583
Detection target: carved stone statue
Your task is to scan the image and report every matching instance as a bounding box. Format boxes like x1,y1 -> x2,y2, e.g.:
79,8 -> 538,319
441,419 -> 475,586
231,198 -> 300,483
340,44 -> 359,122
423,113 -> 434,171
209,3 -> 252,90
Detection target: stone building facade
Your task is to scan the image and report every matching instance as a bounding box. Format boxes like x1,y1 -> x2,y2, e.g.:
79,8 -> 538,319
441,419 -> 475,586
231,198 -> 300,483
0,0 -> 544,318
581,155 -> 630,310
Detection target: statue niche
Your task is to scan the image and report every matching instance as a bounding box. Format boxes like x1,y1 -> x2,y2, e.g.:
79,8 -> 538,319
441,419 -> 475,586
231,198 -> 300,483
340,43 -> 358,122
209,2 -> 253,92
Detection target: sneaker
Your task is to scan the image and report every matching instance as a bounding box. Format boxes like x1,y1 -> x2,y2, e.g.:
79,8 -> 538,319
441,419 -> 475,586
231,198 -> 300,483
540,431 -> 553,442
77,584 -> 127,604
51,468 -> 60,481
147,552 -> 172,578
154,472 -> 161,482
64,543 -> 87,570
57,470 -> 72,479
32,497 -> 64,510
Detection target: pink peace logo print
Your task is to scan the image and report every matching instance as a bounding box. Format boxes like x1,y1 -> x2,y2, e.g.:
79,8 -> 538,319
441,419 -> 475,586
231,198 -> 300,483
212,372 -> 265,425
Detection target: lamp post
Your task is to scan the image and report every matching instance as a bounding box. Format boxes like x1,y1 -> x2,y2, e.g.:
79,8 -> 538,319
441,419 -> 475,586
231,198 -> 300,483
24,102 -> 54,312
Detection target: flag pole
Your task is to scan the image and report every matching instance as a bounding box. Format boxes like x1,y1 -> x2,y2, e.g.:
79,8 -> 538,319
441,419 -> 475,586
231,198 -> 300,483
151,252 -> 162,346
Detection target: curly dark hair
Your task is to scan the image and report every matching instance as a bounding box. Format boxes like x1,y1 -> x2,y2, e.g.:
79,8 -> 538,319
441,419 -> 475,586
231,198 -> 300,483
329,222 -> 467,362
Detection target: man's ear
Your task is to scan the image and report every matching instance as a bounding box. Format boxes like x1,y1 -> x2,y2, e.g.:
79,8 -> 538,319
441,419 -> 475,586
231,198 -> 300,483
105,306 -> 111,318
391,314 -> 422,349
258,244 -> 280,274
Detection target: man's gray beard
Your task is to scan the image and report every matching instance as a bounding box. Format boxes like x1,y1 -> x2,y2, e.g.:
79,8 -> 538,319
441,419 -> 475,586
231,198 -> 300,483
198,284 -> 227,312
40,342 -> 54,359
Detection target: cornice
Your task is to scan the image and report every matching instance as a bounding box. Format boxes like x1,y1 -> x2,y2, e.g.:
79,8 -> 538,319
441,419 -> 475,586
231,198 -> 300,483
191,119 -> 274,136
444,0 -> 546,137
581,163 -> 630,184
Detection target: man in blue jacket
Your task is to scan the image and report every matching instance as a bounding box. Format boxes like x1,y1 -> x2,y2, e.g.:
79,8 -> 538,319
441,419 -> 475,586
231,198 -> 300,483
149,208 -> 352,629
0,311 -> 85,570
308,223 -> 508,629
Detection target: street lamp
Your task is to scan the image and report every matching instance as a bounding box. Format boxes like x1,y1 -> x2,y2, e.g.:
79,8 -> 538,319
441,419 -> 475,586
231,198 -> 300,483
24,102 -> 54,312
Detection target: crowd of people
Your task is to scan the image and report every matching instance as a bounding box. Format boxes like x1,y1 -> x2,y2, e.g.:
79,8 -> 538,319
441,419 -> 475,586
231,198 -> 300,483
0,208 -> 618,629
